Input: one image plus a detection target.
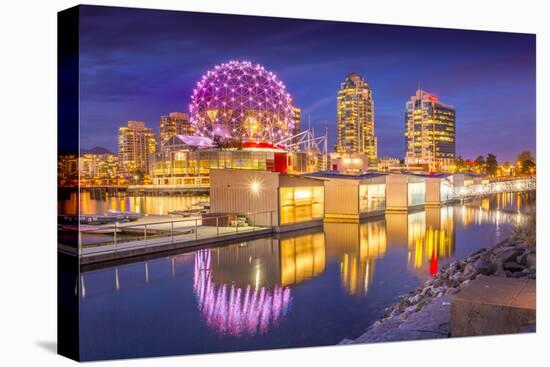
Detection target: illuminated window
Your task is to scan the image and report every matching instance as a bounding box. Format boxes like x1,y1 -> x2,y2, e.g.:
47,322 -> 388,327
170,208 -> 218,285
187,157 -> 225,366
359,184 -> 386,212
440,181 -> 453,202
408,182 -> 426,206
279,186 -> 324,224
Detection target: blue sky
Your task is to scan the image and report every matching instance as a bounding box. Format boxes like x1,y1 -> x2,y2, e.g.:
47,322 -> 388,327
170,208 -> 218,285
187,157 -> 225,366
78,5 -> 536,162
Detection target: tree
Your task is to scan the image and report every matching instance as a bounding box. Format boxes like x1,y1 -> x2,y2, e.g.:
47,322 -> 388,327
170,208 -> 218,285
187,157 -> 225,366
474,155 -> 486,174
486,153 -> 498,176
517,150 -> 534,163
516,150 -> 536,176
455,156 -> 466,172
502,161 -> 512,176
132,169 -> 145,185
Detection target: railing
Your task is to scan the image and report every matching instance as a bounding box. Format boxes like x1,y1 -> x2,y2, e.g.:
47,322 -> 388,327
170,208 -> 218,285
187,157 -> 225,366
452,178 -> 536,199
78,210 -> 275,256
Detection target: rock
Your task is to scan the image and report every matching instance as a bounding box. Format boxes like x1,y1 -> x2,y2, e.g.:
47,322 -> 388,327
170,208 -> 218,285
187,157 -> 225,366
467,248 -> 487,262
465,258 -> 496,276
450,272 -> 463,282
517,252 -> 528,266
526,253 -> 536,268
410,294 -> 422,303
416,297 -> 430,310
405,305 -> 417,313
503,261 -> 525,272
496,248 -> 524,263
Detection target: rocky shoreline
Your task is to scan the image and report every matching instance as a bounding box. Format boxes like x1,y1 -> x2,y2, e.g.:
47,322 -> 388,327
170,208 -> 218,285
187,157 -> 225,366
341,235 -> 536,344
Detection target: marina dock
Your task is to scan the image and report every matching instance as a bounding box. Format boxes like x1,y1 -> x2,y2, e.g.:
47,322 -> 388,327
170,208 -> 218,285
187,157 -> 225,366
59,211 -> 275,265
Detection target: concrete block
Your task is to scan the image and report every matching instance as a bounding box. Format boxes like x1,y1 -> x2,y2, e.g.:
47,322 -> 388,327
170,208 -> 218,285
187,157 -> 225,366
451,276 -> 535,337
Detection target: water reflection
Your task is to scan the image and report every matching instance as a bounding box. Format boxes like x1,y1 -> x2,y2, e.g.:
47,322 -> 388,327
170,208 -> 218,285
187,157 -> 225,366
193,248 -> 292,337
79,192 -> 535,352
324,221 -> 386,295
59,189 -> 208,215
280,233 -> 326,286
406,207 -> 455,277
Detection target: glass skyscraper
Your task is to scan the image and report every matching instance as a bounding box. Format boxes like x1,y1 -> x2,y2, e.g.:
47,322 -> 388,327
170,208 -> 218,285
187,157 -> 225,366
335,73 -> 377,161
404,89 -> 456,172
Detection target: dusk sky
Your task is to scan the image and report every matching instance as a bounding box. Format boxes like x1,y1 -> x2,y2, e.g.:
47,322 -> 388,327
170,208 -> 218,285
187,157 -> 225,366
78,5 -> 536,162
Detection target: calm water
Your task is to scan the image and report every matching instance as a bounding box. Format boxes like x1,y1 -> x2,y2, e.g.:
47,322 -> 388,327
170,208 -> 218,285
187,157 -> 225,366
58,189 -> 209,215
73,192 -> 534,360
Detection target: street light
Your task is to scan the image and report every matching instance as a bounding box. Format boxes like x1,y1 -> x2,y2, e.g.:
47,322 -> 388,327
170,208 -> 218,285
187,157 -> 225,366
249,179 -> 261,195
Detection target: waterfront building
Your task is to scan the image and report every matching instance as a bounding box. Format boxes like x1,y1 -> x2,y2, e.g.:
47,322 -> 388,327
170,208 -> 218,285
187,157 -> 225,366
424,173 -> 455,207
159,112 -> 194,150
329,152 -> 370,174
385,173 -> 427,212
79,147 -> 121,186
377,157 -> 402,172
144,61 -> 323,188
209,169 -> 325,232
150,135 -> 321,186
452,172 -> 486,187
58,154 -> 78,186
118,121 -> 157,175
335,72 -> 377,161
304,171 -> 387,222
189,61 -> 296,145
404,89 -> 456,172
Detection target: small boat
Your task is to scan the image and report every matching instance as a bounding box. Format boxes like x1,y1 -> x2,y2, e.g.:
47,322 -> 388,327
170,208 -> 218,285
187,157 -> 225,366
192,201 -> 210,210
106,210 -> 143,221
169,202 -> 210,217
58,211 -> 143,225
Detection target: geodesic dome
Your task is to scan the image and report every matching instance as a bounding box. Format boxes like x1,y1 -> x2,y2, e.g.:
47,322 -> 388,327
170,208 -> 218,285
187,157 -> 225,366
189,61 -> 295,145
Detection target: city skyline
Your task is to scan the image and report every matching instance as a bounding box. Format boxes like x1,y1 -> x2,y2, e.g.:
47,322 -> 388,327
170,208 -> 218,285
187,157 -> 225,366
77,5 -> 535,162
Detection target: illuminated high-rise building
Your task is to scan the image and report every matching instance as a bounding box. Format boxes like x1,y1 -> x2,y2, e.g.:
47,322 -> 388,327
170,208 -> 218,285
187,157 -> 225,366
159,112 -> 194,149
79,147 -> 119,185
335,73 -> 377,160
291,103 -> 302,145
293,104 -> 301,137
404,89 -> 456,172
118,121 -> 157,175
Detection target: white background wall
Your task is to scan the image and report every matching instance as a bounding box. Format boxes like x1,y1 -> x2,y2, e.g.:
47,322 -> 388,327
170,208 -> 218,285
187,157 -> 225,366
0,0 -> 548,366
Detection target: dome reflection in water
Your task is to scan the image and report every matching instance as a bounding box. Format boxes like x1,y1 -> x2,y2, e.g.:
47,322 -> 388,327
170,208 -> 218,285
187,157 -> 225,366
193,248 -> 292,336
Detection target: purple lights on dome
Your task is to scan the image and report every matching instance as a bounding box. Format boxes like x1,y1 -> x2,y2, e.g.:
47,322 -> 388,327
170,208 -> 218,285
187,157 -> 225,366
193,249 -> 292,337
189,61 -> 295,144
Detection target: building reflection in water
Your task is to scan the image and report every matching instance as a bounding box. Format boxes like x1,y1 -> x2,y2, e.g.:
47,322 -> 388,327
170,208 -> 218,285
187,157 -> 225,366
324,220 -> 386,296
405,207 -> 455,277
280,233 -> 326,286
193,246 -> 292,337
80,191 -> 532,338
59,189 -> 208,215
458,192 -> 531,228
